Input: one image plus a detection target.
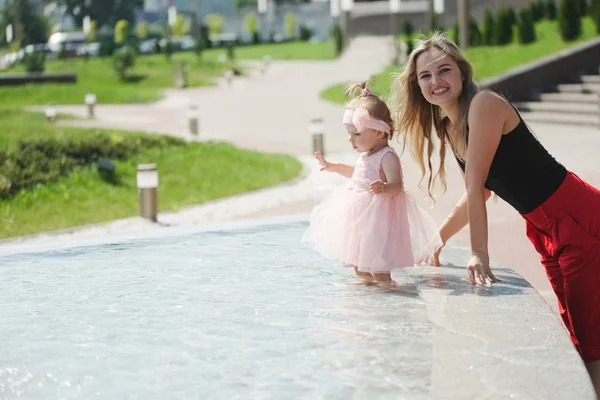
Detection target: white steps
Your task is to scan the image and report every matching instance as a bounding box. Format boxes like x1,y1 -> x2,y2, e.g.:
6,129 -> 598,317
538,92 -> 599,103
515,101 -> 599,114
520,111 -> 599,127
515,75 -> 600,127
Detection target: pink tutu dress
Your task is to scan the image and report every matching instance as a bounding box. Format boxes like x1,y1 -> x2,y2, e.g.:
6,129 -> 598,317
302,146 -> 443,274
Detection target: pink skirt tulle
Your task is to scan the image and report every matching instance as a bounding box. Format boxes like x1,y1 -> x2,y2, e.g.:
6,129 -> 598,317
302,179 -> 442,273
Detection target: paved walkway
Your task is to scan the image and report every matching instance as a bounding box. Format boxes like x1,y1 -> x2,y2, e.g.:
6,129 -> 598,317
11,36 -> 600,316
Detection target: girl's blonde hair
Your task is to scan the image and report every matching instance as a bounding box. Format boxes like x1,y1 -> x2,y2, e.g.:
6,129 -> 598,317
344,81 -> 396,140
390,31 -> 479,198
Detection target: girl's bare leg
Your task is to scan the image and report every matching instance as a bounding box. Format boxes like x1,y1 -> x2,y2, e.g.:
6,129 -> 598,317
353,266 -> 374,284
373,272 -> 396,288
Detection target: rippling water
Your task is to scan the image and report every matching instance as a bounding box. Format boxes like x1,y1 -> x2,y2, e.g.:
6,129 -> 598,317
0,217 -> 453,399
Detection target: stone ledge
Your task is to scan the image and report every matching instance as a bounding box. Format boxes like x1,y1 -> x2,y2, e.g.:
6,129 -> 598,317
0,214 -> 594,398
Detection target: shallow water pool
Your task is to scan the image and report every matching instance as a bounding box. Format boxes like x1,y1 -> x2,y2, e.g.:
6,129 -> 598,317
0,216 -> 452,400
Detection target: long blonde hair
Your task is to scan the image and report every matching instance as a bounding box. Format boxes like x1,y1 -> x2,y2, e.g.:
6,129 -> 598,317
391,32 -> 479,198
345,81 -> 396,140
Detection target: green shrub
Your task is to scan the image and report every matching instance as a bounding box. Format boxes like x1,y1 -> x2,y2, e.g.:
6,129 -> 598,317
546,0 -> 558,20
531,0 -> 546,21
164,40 -> 174,60
331,23 -> 343,55
299,24 -> 312,41
23,51 -> 45,73
285,12 -> 296,40
506,7 -> 517,26
483,9 -> 495,45
113,45 -> 136,80
100,39 -> 115,57
243,11 -> 259,43
558,0 -> 582,40
577,0 -> 589,16
114,19 -> 130,46
403,20 -> 414,55
590,0 -> 600,32
518,7 -> 537,44
469,16 -> 482,46
0,133 -> 184,199
453,17 -> 483,47
495,7 -> 515,45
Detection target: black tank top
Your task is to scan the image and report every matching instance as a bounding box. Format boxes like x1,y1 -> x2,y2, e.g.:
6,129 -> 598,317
452,107 -> 567,214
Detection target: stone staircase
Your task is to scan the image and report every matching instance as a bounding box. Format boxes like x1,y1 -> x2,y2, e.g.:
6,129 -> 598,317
515,74 -> 600,127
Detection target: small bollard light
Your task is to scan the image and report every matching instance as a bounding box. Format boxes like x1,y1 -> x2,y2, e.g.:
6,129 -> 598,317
137,163 -> 158,222
45,104 -> 57,123
309,117 -> 325,156
188,105 -> 199,136
85,93 -> 96,119
262,54 -> 272,75
224,69 -> 234,86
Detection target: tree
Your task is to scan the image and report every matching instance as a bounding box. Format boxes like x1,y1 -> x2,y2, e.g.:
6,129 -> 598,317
284,12 -> 296,40
591,0 -> 600,33
577,0 -> 589,16
494,7 -> 515,45
483,9 -> 495,45
87,20 -> 97,42
114,20 -> 129,46
403,20 -> 414,56
136,21 -> 149,40
518,7 -> 536,44
57,0 -> 143,30
0,0 -> 49,47
546,0 -> 558,20
171,14 -> 191,38
204,13 -> 224,35
558,0 -> 582,41
243,12 -> 259,43
113,45 -> 136,81
530,0 -> 545,21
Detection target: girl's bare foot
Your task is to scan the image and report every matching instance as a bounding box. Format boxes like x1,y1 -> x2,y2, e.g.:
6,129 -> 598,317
374,279 -> 396,289
354,266 -> 374,283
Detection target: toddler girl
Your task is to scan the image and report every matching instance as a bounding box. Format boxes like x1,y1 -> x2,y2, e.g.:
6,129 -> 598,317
302,83 -> 442,287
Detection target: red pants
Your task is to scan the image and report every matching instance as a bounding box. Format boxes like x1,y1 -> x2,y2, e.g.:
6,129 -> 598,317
522,172 -> 600,362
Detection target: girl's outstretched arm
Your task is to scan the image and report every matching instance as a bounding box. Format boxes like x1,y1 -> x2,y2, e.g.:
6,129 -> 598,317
315,152 -> 354,178
370,152 -> 404,196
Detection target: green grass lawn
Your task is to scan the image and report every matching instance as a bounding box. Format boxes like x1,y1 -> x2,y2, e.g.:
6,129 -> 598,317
0,40 -> 335,107
321,17 -> 598,105
0,110 -> 302,238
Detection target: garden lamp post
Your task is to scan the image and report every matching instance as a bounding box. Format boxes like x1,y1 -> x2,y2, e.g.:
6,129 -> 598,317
188,105 -> 199,136
83,15 -> 91,37
45,104 -> 57,123
85,93 -> 96,119
137,164 -> 158,222
341,0 -> 353,46
309,117 -> 325,156
262,54 -> 272,75
6,24 -> 13,44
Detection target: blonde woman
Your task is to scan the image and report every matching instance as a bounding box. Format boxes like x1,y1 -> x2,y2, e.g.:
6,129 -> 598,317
392,32 -> 600,394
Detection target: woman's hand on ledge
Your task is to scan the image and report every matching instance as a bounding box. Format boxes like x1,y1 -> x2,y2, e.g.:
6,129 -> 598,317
467,253 -> 499,285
